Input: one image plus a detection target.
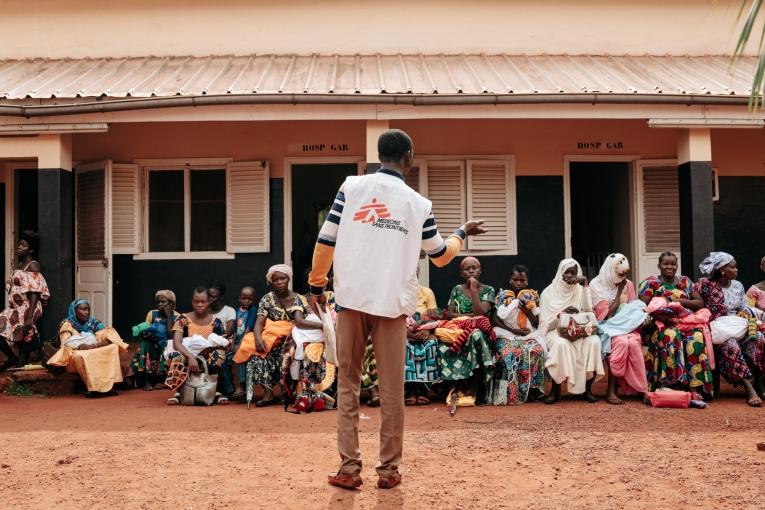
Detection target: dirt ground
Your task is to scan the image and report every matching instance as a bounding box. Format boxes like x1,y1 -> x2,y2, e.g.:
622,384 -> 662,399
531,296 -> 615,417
1,388 -> 764,510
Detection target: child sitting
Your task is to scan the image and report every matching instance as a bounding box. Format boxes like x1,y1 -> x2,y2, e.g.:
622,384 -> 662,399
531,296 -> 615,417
222,286 -> 257,400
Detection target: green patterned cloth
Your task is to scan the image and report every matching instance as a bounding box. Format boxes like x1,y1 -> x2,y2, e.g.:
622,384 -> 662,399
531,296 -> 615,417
437,284 -> 496,382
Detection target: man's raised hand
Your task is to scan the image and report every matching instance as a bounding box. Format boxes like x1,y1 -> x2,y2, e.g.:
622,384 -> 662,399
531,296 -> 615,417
461,220 -> 487,237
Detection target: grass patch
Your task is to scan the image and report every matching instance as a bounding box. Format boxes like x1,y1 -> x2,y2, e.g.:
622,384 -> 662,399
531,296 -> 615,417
5,380 -> 34,397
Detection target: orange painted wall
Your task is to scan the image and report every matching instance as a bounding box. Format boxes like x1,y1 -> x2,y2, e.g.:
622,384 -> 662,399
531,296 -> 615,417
73,121 -> 368,178
72,120 -> 765,177
712,129 -> 765,176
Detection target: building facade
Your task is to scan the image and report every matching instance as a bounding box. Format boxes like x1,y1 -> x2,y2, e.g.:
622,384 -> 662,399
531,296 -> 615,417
0,0 -> 763,340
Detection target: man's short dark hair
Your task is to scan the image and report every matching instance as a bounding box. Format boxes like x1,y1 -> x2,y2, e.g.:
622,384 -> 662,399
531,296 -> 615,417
378,129 -> 413,163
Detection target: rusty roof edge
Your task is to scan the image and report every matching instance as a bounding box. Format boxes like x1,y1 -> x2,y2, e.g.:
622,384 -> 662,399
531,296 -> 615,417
0,92 -> 756,117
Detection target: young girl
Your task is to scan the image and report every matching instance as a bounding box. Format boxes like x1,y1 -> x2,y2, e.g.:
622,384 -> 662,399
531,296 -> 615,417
166,286 -> 229,405
221,286 -> 257,400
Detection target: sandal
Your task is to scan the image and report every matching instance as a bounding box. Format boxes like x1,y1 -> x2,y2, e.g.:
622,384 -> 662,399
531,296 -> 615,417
377,473 -> 402,489
404,396 -> 417,406
416,395 -> 430,406
230,389 -> 245,402
167,393 -> 181,405
143,383 -> 154,391
606,396 -> 624,405
215,393 -> 230,405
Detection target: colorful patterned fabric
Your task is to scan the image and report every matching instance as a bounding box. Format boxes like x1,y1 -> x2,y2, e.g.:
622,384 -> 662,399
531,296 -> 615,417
448,284 -> 496,314
439,284 -> 496,383
639,275 -> 713,393
694,278 -> 728,321
256,291 -> 308,321
405,339 -> 439,383
0,268 -> 50,344
718,334 -> 765,386
361,341 -> 378,389
489,336 -> 545,405
128,310 -> 181,381
747,285 -> 765,310
166,347 -> 226,374
246,347 -> 283,391
172,314 -> 226,337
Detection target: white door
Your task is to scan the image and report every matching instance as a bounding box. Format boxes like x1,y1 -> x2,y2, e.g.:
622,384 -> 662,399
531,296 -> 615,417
75,161 -> 112,324
632,159 -> 682,284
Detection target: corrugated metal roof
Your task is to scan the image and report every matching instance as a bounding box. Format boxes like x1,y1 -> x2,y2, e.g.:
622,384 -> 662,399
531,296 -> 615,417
0,54 -> 757,101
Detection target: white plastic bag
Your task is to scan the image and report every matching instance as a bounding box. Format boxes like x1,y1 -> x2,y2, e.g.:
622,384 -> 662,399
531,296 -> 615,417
710,315 -> 748,345
318,306 -> 337,366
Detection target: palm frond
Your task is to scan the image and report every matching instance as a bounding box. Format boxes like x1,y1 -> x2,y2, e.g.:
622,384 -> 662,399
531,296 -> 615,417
733,0 -> 765,109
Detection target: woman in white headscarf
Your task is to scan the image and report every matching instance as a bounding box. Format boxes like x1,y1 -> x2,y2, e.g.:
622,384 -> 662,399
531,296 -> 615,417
540,259 -> 604,404
590,254 -> 648,405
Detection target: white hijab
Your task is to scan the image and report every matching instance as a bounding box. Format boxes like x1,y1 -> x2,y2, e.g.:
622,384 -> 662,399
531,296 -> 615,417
540,258 -> 589,322
589,253 -> 630,306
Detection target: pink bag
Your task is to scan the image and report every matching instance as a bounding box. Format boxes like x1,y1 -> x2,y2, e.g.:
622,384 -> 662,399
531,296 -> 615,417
646,390 -> 691,408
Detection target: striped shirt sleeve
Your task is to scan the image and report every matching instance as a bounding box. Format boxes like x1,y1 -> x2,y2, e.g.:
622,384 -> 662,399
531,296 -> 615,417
308,185 -> 345,295
421,212 -> 465,268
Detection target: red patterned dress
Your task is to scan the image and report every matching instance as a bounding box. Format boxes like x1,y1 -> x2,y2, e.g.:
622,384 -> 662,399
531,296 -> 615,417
0,262 -> 50,345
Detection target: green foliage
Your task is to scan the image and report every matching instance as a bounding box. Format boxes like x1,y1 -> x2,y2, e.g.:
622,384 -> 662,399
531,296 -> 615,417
734,1 -> 765,109
4,380 -> 34,397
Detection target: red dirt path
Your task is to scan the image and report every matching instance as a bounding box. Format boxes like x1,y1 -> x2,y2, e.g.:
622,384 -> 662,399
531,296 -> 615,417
1,390 -> 764,509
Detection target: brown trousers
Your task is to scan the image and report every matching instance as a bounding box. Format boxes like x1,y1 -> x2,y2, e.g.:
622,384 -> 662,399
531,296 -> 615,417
335,308 -> 407,477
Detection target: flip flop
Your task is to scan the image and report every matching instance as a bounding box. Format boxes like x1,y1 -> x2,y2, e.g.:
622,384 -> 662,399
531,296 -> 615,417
606,396 -> 624,405
416,395 -> 430,406
404,396 -> 417,406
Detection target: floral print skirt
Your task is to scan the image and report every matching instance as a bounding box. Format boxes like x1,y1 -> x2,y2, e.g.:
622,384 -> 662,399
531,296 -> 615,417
645,327 -> 713,394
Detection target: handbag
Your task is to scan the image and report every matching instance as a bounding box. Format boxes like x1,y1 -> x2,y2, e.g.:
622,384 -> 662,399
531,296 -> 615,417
180,357 -> 218,406
558,312 -> 597,341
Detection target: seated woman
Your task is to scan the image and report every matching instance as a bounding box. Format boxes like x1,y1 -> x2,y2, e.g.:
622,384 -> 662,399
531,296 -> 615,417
0,231 -> 50,372
127,290 -> 179,391
438,256 -> 496,405
540,259 -> 604,404
404,278 -> 440,406
233,264 -> 320,407
695,252 -> 765,407
489,265 -> 546,405
48,299 -> 128,398
639,252 -> 713,398
590,254 -> 648,405
746,256 -> 765,311
166,286 -> 229,405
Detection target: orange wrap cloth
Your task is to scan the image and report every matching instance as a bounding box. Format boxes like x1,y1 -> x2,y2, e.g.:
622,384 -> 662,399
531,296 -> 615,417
233,319 -> 294,363
48,322 -> 128,393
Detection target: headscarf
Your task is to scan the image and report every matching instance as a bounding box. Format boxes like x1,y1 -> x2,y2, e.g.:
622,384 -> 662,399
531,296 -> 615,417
266,264 -> 293,284
589,253 -> 630,306
459,256 -> 481,271
699,252 -> 734,276
539,258 -> 588,322
67,298 -> 100,333
155,289 -> 176,304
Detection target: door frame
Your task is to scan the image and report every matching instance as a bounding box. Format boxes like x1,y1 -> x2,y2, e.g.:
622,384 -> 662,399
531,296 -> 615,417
74,160 -> 113,324
632,158 -> 679,281
3,161 -> 37,286
282,156 -> 365,269
563,154 -> 640,266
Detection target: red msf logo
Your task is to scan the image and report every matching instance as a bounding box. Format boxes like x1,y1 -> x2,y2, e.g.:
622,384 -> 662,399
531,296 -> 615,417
353,198 -> 390,223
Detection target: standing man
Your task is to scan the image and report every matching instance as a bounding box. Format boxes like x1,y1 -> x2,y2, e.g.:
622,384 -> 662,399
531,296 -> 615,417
308,129 -> 485,489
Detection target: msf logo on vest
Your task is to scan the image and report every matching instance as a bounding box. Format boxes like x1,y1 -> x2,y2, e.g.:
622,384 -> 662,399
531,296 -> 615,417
353,198 -> 409,235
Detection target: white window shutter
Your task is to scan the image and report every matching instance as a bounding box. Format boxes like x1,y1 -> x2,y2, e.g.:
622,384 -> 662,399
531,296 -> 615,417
425,160 -> 466,236
226,161 -> 270,253
111,163 -> 141,254
466,159 -> 515,251
642,166 -> 680,253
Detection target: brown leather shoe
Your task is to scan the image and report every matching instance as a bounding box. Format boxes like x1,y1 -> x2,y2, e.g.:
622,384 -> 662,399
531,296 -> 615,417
377,473 -> 402,489
328,471 -> 363,490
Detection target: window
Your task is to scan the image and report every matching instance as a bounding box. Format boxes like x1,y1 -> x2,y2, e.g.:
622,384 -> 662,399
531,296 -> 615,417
147,167 -> 226,253
128,159 -> 269,258
412,157 -> 516,254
